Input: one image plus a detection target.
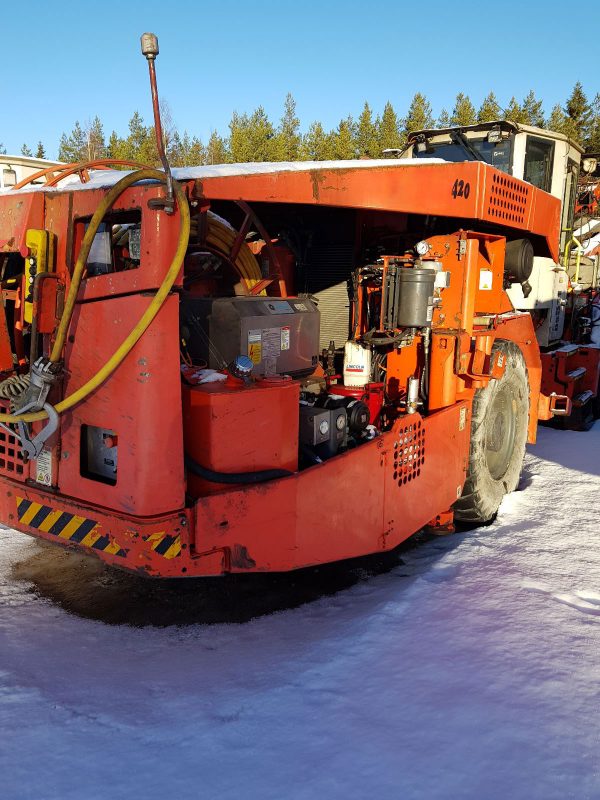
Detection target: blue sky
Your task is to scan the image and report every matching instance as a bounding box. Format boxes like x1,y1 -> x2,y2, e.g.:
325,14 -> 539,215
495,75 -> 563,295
2,0 -> 590,158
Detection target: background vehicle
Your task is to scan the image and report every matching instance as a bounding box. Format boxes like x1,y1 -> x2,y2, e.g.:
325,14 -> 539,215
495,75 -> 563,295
402,120 -> 600,428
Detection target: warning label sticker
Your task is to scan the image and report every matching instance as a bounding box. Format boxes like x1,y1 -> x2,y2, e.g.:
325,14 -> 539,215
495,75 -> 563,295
281,326 -> 290,351
479,269 -> 493,290
262,328 -> 281,374
248,329 -> 262,365
35,449 -> 52,486
262,328 -> 281,359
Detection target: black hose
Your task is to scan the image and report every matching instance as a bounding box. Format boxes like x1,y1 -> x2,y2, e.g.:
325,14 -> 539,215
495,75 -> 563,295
184,454 -> 292,485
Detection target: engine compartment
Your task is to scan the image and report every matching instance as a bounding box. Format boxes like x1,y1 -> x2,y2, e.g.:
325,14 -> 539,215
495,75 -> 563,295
176,202 -> 452,497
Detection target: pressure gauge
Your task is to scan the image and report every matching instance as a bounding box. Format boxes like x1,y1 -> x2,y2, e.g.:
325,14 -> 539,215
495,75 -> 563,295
415,240 -> 430,256
336,414 -> 346,431
319,419 -> 330,436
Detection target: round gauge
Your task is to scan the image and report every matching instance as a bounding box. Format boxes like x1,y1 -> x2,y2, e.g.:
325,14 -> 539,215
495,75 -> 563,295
415,240 -> 430,256
336,414 -> 346,431
319,419 -> 330,436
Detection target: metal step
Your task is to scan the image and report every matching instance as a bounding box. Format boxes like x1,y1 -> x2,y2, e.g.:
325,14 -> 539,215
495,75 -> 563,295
565,367 -> 587,381
573,390 -> 595,407
553,344 -> 579,354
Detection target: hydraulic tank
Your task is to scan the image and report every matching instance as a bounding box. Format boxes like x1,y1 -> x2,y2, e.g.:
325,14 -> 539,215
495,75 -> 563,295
182,378 -> 299,496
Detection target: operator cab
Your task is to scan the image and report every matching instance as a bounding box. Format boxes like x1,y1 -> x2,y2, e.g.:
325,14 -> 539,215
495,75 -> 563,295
400,121 -> 585,345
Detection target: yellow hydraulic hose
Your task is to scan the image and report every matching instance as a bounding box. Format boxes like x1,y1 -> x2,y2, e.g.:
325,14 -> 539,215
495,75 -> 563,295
0,168 -> 190,424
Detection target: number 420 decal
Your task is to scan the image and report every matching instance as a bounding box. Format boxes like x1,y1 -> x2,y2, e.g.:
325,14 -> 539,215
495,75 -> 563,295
451,179 -> 471,199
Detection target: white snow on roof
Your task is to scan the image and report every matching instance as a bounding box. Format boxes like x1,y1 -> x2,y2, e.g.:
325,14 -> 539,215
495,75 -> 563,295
1,158 -> 446,194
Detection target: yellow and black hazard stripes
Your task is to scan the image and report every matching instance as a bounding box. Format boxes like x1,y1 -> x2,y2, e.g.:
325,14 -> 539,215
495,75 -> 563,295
16,496 -> 127,557
145,531 -> 181,560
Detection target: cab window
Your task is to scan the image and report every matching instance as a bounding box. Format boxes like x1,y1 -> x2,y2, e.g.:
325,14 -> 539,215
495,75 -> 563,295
524,136 -> 554,193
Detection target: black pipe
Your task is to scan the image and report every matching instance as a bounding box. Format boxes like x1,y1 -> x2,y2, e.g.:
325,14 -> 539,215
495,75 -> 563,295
185,454 -> 292,485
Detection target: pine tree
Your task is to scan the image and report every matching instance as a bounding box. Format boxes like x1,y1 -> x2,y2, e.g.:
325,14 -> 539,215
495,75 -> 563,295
57,133 -> 70,161
587,94 -> 600,152
522,90 -> 544,127
332,116 -> 357,160
248,107 -> 276,161
229,107 -> 276,163
85,116 -> 106,161
477,92 -> 502,123
188,136 -> 205,165
547,104 -> 570,136
35,141 -> 45,159
21,144 -> 33,157
301,121 -> 332,160
0,143 -> 5,155
437,108 -> 451,128
168,130 -> 185,166
58,121 -> 88,162
564,82 -> 591,143
106,131 -> 126,161
450,93 -> 477,127
122,112 -> 157,164
503,97 -> 525,124
356,102 -> 378,157
377,102 -> 403,151
229,111 -> 252,163
404,93 -> 434,135
206,131 -> 228,165
170,132 -> 206,166
274,93 -> 301,161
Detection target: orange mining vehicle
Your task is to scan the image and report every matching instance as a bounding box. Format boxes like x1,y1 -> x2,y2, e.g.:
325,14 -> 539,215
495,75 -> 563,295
0,35 -> 591,577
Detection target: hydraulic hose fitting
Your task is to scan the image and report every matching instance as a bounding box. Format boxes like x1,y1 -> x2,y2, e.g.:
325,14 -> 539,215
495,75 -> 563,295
14,357 -> 63,415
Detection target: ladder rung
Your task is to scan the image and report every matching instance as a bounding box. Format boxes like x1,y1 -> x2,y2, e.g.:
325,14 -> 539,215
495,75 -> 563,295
573,390 -> 594,406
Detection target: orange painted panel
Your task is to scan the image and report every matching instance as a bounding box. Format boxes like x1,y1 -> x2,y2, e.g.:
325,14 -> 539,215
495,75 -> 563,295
0,193 -> 44,255
58,293 -> 184,516
192,161 -> 560,260
193,403 -> 470,573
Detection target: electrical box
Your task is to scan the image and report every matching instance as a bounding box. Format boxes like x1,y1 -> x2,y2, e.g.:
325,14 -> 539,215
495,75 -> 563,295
181,296 -> 320,378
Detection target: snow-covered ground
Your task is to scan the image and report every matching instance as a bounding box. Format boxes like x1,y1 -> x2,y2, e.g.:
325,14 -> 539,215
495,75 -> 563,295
1,425 -> 599,800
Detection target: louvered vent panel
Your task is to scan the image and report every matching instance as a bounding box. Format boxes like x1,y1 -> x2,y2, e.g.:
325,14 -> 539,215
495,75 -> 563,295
484,172 -> 530,226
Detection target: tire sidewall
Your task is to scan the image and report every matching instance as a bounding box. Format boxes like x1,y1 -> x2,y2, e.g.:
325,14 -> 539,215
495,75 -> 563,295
455,340 -> 529,523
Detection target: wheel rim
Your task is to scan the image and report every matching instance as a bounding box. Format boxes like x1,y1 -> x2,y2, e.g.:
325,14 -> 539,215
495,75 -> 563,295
485,386 -> 517,480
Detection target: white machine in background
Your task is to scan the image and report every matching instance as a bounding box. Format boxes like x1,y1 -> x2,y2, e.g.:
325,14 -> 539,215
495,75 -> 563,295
401,120 -> 589,347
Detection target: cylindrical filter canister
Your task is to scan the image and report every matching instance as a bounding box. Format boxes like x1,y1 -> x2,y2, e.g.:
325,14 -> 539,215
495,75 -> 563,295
406,376 -> 420,414
396,268 -> 436,327
343,340 -> 372,387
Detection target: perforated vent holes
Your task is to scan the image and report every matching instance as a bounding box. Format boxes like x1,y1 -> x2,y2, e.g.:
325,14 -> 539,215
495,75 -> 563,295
0,402 -> 25,477
487,173 -> 529,225
393,419 -> 425,486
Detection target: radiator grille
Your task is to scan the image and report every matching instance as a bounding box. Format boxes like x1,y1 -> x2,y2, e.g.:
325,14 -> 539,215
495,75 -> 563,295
0,402 -> 25,478
393,418 -> 425,486
300,243 -> 353,350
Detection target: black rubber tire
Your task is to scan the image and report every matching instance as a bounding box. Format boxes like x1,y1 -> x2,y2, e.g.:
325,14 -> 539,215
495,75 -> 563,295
454,340 -> 529,524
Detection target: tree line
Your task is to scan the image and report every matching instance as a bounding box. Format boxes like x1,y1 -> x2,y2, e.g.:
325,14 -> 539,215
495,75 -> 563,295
16,83 -> 600,167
